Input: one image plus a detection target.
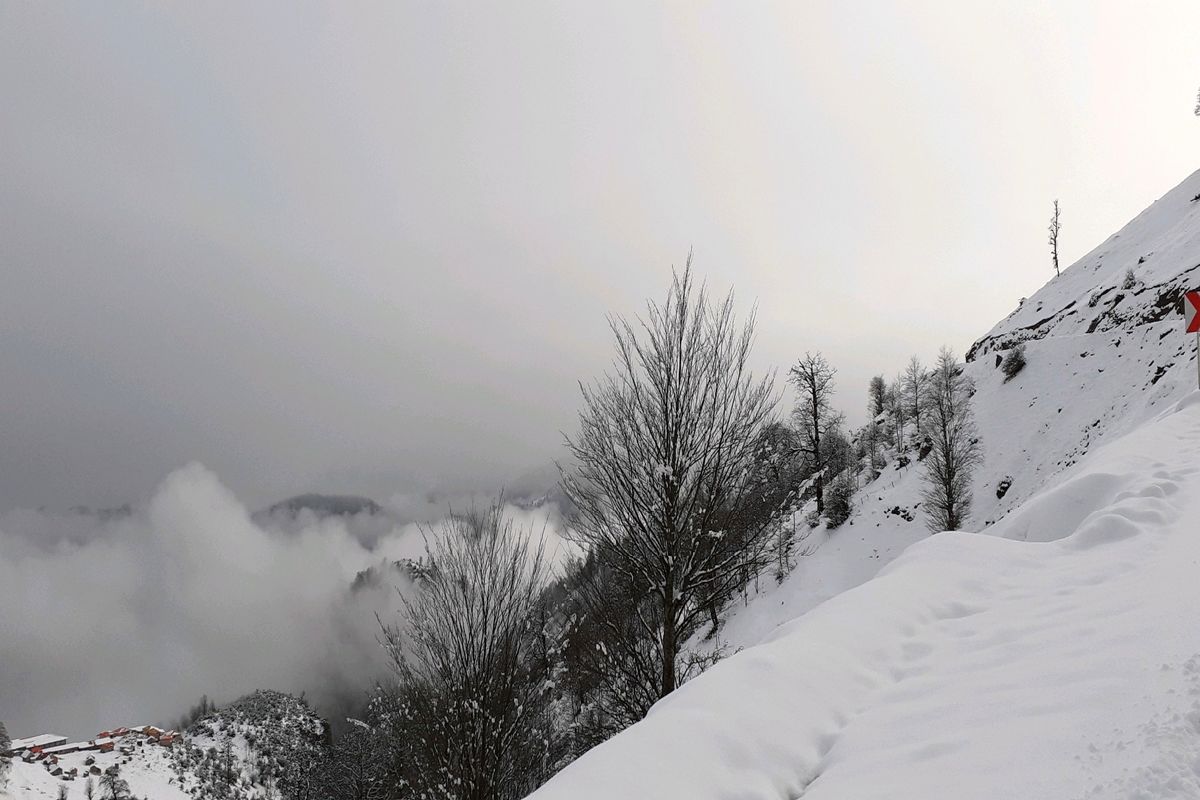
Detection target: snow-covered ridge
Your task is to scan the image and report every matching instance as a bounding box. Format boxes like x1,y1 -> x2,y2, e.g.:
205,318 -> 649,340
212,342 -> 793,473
530,170 -> 1200,798
964,169 -> 1200,523
973,169 -> 1200,355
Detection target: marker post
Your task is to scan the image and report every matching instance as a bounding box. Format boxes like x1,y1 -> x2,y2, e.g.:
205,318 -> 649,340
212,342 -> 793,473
1186,290 -> 1200,391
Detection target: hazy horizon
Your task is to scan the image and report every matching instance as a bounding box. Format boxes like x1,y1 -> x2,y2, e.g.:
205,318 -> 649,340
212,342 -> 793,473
3,2 -> 1198,514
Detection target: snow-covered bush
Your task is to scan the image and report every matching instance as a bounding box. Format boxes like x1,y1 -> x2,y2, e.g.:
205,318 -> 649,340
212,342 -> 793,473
1001,344 -> 1026,382
824,474 -> 855,529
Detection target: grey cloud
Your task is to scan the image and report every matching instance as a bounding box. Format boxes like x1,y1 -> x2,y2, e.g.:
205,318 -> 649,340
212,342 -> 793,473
0,463 -> 570,738
3,3 -> 1198,511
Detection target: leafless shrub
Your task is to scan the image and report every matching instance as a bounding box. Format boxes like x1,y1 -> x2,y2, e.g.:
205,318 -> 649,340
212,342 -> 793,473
377,500 -> 559,800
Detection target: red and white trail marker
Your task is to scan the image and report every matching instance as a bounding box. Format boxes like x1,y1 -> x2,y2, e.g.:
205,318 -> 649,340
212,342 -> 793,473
1186,291 -> 1200,334
1187,290 -> 1200,390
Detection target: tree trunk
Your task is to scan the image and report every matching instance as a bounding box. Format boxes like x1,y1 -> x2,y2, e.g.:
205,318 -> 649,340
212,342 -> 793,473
811,385 -> 823,514
706,603 -> 719,640
660,592 -> 677,697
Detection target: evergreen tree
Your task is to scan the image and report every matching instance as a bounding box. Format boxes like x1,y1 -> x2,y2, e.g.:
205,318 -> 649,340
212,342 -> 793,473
868,375 -> 887,418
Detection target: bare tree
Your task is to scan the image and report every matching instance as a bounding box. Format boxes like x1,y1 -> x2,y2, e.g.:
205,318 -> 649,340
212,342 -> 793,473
99,771 -> 129,800
1049,199 -> 1062,277
85,777 -> 95,800
1194,86 -> 1199,116
377,501 -> 558,800
921,348 -> 982,532
278,747 -> 324,800
889,372 -> 909,450
561,259 -> 777,702
862,419 -> 884,479
58,784 -> 69,800
557,545 -> 665,740
789,352 -> 840,514
744,422 -> 807,582
820,426 -> 855,528
321,722 -> 387,800
902,356 -> 927,438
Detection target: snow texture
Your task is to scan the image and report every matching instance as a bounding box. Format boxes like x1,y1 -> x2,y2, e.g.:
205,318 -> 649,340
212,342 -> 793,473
531,172 -> 1200,800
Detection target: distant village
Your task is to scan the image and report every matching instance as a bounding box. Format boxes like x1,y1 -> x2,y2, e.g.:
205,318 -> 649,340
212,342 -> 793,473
2,726 -> 181,781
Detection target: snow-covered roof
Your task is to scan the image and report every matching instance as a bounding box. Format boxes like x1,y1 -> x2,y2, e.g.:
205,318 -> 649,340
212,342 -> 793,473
9,734 -> 67,750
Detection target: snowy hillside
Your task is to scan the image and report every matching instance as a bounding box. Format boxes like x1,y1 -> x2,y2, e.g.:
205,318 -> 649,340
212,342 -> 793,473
699,171 -> 1200,654
531,171 -> 1200,799
2,733 -> 189,800
0,692 -> 326,800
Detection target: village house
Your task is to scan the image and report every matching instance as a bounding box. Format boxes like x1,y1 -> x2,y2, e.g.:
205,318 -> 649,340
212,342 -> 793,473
3,734 -> 67,757
41,742 -> 91,758
4,724 -> 182,767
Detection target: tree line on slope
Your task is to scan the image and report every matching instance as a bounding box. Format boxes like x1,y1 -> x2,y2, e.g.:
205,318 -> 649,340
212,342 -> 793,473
32,258 -> 984,800
344,258 -> 986,799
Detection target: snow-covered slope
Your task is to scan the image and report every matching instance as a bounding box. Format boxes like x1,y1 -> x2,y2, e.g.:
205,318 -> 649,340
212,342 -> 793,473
531,170 -> 1200,798
967,168 -> 1200,523
3,741 -> 189,800
1,691 -> 326,800
693,172 -> 1200,657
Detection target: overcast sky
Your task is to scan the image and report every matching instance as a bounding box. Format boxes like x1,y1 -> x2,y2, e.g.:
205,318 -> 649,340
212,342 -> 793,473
1,2 -> 1197,513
